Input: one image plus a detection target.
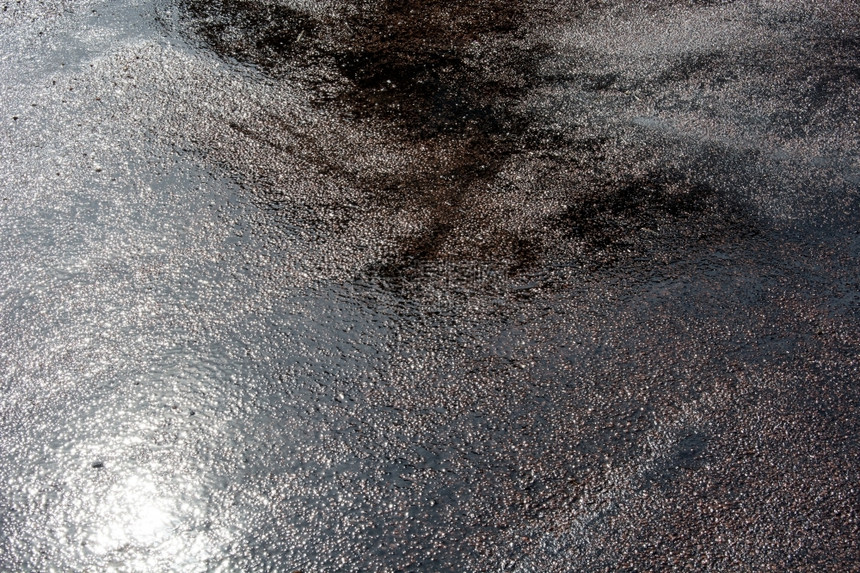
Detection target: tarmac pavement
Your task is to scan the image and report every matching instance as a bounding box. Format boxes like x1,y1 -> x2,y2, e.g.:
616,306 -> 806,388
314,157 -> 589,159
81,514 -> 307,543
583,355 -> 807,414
1,0 -> 858,570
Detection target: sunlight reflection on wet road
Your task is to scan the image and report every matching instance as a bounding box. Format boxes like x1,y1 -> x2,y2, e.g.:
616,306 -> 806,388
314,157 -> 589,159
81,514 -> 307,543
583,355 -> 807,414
1,0 -> 858,571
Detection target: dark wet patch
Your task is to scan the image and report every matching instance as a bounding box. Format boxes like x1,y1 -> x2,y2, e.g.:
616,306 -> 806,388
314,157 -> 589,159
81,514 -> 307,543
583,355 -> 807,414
329,0 -> 541,138
174,0 -> 754,282
175,0 -> 550,270
176,0 -> 317,72
552,171 -> 715,248
656,50 -> 736,85
640,432 -> 712,494
675,433 -> 709,470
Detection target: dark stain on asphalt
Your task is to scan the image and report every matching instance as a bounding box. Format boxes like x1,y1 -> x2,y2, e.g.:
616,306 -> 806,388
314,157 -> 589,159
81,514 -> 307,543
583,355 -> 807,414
178,0 -> 317,71
176,0 -> 747,278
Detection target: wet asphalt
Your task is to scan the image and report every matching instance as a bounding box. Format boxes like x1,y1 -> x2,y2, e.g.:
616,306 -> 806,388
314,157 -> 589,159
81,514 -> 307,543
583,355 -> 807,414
1,0 -> 859,571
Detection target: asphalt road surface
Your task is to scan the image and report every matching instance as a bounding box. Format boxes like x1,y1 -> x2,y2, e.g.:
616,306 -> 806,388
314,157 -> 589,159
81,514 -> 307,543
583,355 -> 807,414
1,0 -> 858,570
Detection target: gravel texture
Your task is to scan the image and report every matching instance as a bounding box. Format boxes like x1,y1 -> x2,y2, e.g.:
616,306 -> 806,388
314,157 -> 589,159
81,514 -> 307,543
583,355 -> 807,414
1,0 -> 858,570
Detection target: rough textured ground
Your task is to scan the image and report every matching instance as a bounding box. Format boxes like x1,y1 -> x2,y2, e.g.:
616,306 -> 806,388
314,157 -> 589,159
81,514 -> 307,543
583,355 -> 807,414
1,0 -> 858,571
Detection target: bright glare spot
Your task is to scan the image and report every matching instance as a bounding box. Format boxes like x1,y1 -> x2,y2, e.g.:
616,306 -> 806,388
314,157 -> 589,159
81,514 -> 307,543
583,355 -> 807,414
83,468 -> 224,572
90,474 -> 177,555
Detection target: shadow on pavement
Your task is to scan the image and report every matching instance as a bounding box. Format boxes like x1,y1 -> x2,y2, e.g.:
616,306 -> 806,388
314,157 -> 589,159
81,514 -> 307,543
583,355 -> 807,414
176,0 -> 748,282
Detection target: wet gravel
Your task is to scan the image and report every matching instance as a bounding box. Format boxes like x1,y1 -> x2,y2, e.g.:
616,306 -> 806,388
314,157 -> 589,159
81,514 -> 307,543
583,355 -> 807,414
1,0 -> 859,571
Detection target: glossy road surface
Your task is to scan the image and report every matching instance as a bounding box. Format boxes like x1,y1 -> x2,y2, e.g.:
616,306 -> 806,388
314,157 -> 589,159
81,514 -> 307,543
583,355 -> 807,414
1,0 -> 858,570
